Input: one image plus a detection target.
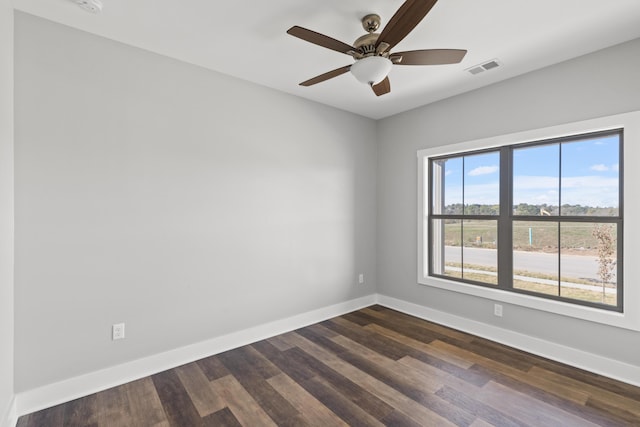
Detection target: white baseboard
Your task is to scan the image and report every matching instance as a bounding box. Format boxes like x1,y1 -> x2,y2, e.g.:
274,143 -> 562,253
14,292 -> 640,419
15,294 -> 377,417
1,396 -> 16,427
377,294 -> 640,387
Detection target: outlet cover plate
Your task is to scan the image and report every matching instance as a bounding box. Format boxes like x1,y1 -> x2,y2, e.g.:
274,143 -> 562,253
494,304 -> 503,317
112,323 -> 125,340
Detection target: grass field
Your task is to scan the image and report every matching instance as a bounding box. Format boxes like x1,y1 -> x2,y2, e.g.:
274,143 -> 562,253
440,220 -> 617,254
443,262 -> 616,305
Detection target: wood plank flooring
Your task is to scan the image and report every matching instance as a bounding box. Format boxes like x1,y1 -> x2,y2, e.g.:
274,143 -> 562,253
17,306 -> 640,426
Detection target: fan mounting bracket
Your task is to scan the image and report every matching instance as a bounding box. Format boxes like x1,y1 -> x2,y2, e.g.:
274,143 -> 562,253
361,14 -> 381,33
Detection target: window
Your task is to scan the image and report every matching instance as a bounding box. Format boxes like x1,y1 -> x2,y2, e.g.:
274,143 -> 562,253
428,131 -> 622,311
417,111 -> 640,330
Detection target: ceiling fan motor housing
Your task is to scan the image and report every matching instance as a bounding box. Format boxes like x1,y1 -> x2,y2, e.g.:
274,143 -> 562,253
353,33 -> 380,56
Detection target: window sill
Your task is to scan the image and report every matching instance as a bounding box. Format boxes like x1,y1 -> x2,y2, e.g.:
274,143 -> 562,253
417,274 -> 636,330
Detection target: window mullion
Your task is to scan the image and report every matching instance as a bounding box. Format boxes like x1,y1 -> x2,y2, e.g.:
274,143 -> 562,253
498,146 -> 513,290
558,143 -> 563,297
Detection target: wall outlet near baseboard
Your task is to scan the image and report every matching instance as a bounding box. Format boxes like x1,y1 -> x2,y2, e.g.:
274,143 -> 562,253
494,304 -> 503,317
358,273 -> 365,284
112,323 -> 125,340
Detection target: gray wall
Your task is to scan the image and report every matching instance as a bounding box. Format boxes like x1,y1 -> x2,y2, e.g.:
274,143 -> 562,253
12,8 -> 640,398
0,0 -> 14,423
377,38 -> 640,367
14,13 -> 377,392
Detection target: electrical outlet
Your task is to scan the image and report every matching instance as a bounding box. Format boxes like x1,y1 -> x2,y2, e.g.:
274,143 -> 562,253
494,304 -> 503,317
358,273 -> 365,284
112,323 -> 125,340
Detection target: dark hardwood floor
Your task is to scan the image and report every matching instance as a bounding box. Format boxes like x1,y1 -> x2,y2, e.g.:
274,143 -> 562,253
17,306 -> 640,426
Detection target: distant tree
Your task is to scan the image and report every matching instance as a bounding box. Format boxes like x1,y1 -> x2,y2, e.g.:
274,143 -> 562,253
513,203 -> 540,216
446,203 -> 616,217
444,203 -> 463,215
464,204 -> 499,216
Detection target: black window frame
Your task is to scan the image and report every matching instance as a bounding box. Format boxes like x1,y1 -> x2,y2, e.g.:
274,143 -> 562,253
427,129 -> 623,312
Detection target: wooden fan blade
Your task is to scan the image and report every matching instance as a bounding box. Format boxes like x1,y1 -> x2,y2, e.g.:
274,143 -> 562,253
287,26 -> 356,56
372,77 -> 391,96
299,65 -> 352,87
375,0 -> 438,52
390,49 -> 467,65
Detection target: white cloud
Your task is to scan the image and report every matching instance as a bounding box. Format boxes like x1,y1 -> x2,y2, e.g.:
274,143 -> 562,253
612,164 -> 619,172
446,175 -> 618,207
468,166 -> 498,176
445,182 -> 499,205
513,175 -> 618,207
562,176 -> 618,188
513,176 -> 558,189
590,164 -> 609,172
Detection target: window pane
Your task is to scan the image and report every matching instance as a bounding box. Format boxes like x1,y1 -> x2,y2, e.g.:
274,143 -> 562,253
560,222 -> 617,306
462,220 -> 498,285
513,144 -> 559,216
560,135 -> 620,216
431,219 -> 461,278
464,152 -> 500,214
513,221 -> 559,296
432,157 -> 463,215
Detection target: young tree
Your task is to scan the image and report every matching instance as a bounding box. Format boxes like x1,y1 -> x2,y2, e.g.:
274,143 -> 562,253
592,224 -> 616,303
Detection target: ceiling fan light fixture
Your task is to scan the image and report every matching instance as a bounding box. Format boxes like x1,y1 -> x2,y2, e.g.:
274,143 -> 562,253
350,56 -> 392,85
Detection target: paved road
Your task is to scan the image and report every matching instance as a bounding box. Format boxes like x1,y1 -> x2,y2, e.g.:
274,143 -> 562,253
443,246 -> 602,281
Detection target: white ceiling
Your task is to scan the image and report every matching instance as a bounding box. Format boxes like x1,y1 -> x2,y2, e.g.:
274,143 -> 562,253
12,0 -> 640,119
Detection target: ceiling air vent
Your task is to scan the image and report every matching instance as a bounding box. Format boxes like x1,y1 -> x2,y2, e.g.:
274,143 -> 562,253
466,59 -> 501,75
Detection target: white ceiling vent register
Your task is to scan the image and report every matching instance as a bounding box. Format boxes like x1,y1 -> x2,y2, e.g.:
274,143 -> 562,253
74,0 -> 103,14
466,59 -> 501,75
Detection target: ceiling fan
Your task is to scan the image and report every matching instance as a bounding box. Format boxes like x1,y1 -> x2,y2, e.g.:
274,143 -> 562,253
287,0 -> 467,96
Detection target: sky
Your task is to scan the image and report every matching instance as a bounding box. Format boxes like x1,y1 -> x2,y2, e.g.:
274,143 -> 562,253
439,133 -> 620,208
